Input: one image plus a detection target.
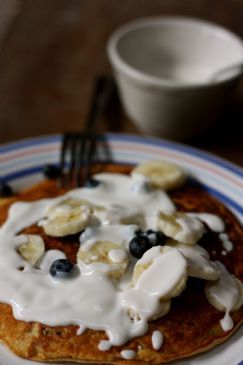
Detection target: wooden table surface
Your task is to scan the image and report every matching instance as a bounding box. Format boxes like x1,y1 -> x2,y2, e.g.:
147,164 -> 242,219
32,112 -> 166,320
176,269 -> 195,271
1,0 -> 243,167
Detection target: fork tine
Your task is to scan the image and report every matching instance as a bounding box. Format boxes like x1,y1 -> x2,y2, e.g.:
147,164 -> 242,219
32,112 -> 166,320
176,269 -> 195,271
68,133 -> 78,185
75,133 -> 86,187
60,132 -> 98,187
60,133 -> 80,187
85,76 -> 115,132
60,133 -> 68,171
60,76 -> 115,187
82,133 -> 97,186
60,133 -> 69,186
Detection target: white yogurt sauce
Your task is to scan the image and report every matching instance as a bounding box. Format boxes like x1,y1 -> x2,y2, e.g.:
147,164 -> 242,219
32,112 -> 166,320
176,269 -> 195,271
152,330 -> 164,350
0,172 -> 241,351
188,213 -> 225,233
76,325 -> 86,335
205,262 -> 242,332
130,173 -> 151,194
121,349 -> 136,359
220,312 -> 234,331
79,224 -> 137,252
219,233 -> 233,252
98,340 -> 112,351
0,173 -> 176,347
70,173 -> 175,228
169,243 -> 219,280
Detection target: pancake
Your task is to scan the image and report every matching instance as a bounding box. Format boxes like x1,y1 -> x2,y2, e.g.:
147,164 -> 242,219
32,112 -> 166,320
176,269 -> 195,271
0,163 -> 242,364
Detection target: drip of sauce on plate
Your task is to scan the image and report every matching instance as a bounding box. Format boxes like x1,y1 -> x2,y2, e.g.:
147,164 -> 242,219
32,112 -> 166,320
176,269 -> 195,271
205,262 -> 242,332
152,330 -> 164,350
120,349 -> 136,360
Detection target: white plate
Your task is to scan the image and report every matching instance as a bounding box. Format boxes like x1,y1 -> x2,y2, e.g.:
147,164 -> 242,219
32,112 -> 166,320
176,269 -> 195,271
1,133 -> 243,365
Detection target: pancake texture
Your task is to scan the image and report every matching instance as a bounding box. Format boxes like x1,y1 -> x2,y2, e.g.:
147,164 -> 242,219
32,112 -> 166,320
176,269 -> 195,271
0,164 -> 242,364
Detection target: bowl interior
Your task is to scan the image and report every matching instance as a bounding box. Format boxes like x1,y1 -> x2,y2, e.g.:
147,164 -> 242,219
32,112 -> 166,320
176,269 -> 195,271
115,18 -> 243,84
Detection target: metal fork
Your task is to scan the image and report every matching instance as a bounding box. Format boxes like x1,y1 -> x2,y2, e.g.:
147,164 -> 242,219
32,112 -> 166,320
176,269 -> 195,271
60,76 -> 115,187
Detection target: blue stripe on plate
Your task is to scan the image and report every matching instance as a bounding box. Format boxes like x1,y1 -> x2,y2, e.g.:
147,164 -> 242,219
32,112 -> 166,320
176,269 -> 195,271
1,135 -> 61,153
3,165 -> 243,216
3,166 -> 45,181
236,361 -> 243,365
2,133 -> 243,178
203,186 -> 243,215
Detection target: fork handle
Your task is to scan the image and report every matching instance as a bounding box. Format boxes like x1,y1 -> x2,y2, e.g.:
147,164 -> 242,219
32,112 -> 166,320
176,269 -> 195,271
85,76 -> 115,132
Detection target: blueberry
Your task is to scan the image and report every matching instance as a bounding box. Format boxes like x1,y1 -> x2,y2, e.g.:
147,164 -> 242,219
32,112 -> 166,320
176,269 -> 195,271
0,180 -> 13,197
146,229 -> 154,235
129,235 -> 151,259
43,164 -> 61,179
50,259 -> 74,278
155,231 -> 167,246
85,177 -> 100,188
146,229 -> 166,247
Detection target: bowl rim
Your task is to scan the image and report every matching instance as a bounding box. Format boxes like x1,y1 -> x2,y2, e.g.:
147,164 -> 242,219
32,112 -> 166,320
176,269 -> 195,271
107,16 -> 243,89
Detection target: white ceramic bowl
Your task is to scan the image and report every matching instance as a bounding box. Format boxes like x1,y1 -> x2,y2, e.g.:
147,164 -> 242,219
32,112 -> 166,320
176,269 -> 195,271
107,16 -> 243,140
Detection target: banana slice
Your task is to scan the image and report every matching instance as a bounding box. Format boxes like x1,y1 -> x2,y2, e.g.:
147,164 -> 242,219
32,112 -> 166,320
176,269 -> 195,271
167,240 -> 219,280
205,261 -> 243,312
18,235 -> 45,266
157,211 -> 204,244
133,246 -> 187,300
43,199 -> 92,237
131,160 -> 186,191
77,241 -> 129,280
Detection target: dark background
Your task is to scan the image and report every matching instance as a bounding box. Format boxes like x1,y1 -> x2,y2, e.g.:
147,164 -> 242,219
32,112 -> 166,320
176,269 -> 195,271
1,0 -> 243,165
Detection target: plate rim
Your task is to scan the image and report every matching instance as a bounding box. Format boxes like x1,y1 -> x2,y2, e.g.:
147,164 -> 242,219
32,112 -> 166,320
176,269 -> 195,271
2,132 -> 243,178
